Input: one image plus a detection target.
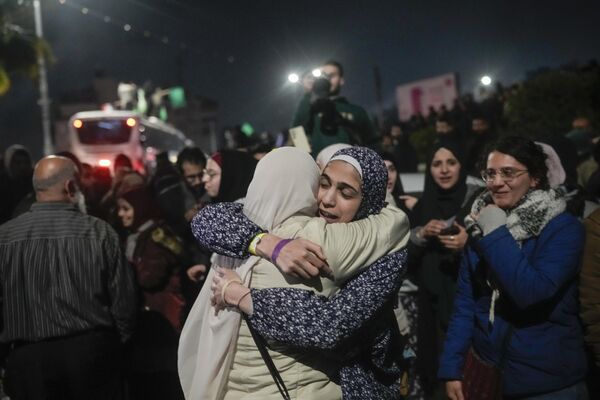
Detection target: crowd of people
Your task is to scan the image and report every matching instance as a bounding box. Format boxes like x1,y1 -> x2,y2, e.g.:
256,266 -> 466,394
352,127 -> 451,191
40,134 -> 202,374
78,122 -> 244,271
1,59 -> 600,400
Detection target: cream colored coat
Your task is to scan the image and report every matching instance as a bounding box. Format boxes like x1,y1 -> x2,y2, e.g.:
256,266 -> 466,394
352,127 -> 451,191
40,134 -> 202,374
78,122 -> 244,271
222,206 -> 410,399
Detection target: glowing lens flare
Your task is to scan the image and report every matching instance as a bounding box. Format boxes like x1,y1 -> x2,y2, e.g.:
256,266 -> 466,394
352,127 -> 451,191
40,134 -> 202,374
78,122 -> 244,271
288,73 -> 299,83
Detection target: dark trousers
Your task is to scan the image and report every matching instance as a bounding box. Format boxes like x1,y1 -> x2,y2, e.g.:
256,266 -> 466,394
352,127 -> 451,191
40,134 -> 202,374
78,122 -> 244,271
5,330 -> 127,400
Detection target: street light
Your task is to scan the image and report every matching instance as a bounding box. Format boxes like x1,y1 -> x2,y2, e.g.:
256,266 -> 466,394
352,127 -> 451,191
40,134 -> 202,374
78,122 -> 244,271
288,73 -> 299,84
33,0 -> 52,155
480,75 -> 492,86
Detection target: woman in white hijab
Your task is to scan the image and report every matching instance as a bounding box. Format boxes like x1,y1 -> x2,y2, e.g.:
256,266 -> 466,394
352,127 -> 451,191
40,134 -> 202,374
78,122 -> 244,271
179,147 -> 318,399
315,143 -> 352,171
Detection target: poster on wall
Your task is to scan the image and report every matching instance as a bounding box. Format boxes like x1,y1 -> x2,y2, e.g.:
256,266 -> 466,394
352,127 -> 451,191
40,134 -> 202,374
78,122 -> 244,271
396,73 -> 458,121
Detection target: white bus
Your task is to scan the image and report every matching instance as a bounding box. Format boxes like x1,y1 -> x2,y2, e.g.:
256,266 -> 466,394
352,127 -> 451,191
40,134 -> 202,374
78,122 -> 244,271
65,110 -> 192,174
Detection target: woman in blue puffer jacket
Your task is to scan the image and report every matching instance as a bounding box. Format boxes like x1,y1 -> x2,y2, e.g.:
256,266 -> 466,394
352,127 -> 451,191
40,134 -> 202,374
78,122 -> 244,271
438,136 -> 588,399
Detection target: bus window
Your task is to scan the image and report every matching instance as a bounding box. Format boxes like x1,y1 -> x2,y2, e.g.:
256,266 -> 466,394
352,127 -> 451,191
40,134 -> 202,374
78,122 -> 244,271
141,127 -> 186,153
77,120 -> 132,145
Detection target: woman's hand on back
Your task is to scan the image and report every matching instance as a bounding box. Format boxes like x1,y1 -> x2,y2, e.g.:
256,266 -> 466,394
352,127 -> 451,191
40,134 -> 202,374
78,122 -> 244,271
274,238 -> 332,280
211,266 -> 250,313
256,234 -> 331,279
438,223 -> 468,252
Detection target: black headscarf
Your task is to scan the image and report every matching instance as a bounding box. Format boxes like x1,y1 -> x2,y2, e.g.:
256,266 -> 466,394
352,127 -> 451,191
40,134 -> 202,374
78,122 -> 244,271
412,137 -> 469,324
412,138 -> 467,227
213,150 -> 258,203
120,186 -> 162,230
379,151 -> 406,199
379,151 -> 417,223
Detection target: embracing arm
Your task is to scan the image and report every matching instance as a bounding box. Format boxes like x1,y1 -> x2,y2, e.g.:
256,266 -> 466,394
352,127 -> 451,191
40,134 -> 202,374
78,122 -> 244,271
191,202 -> 327,278
303,206 -> 410,284
191,202 -> 410,284
246,249 -> 408,349
191,202 -> 263,259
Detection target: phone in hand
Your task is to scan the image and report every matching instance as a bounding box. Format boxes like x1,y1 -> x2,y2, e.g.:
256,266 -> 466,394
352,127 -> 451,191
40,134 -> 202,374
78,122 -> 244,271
439,225 -> 460,236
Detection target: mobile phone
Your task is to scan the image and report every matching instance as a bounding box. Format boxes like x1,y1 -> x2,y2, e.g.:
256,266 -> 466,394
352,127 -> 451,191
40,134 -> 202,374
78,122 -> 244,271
439,225 -> 460,236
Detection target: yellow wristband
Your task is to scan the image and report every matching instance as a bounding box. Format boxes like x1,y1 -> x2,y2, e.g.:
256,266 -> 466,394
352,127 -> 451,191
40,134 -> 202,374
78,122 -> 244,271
248,232 -> 267,256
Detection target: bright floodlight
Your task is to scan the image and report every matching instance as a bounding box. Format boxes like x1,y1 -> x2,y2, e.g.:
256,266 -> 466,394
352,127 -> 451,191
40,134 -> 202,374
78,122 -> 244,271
481,75 -> 492,86
288,73 -> 299,83
312,69 -> 322,78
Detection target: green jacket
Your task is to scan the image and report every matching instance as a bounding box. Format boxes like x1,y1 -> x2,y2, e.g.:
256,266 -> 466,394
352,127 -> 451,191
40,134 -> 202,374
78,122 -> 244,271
291,94 -> 377,156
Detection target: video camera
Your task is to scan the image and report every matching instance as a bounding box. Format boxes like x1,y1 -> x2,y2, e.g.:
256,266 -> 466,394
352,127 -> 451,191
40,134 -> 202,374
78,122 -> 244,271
308,72 -> 342,136
311,72 -> 332,100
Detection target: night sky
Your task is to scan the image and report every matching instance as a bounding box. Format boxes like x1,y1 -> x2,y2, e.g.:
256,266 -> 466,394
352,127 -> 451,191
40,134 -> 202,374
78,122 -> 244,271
1,0 -> 600,158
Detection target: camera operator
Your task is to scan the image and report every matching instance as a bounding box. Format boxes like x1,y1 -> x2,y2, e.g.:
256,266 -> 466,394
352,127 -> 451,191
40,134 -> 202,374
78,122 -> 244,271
291,60 -> 377,156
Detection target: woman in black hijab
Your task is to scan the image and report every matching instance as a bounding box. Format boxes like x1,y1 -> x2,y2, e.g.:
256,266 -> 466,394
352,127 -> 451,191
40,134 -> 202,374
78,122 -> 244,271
203,150 -> 258,203
411,138 -> 482,328
379,151 -> 417,223
408,138 -> 483,396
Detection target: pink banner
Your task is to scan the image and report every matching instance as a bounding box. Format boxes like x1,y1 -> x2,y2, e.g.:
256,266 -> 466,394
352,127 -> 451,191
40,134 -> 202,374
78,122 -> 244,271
396,73 -> 458,121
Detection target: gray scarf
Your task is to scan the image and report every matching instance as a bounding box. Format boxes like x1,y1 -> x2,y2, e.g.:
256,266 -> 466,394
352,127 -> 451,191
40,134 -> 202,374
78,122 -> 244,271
465,188 -> 566,244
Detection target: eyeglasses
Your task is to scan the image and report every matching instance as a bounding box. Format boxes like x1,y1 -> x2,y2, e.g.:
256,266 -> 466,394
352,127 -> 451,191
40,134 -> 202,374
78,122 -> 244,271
202,169 -> 220,181
481,167 -> 528,182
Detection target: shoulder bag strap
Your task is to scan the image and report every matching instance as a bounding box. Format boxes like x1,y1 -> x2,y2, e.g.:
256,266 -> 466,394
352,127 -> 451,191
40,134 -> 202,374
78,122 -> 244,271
243,315 -> 291,400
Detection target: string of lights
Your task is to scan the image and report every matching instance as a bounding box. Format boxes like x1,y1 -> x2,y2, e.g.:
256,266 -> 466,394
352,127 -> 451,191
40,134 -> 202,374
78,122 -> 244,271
122,0 -> 187,24
55,0 -> 195,53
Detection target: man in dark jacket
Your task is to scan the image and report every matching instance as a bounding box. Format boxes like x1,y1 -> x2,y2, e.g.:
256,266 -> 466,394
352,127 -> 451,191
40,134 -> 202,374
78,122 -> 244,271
291,60 -> 377,156
0,155 -> 137,400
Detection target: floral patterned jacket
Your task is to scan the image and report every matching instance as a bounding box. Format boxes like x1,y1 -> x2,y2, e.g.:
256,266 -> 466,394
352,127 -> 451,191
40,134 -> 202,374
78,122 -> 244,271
192,202 -> 410,399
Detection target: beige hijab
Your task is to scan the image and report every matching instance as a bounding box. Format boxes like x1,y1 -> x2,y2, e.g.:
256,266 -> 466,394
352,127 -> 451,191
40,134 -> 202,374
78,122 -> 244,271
178,147 -> 320,399
315,143 -> 352,171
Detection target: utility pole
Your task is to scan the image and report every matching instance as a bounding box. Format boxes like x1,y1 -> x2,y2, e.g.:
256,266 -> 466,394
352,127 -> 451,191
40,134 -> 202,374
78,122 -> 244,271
33,0 -> 53,155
